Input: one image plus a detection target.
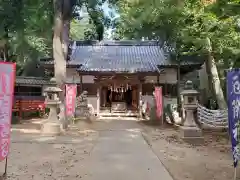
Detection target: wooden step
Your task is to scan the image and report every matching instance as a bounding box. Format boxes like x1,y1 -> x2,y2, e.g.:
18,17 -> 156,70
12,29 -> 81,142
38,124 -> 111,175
99,111 -> 139,117
97,116 -> 139,121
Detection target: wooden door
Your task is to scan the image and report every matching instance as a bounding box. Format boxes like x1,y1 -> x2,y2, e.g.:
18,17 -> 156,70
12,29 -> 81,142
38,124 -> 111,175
131,85 -> 138,109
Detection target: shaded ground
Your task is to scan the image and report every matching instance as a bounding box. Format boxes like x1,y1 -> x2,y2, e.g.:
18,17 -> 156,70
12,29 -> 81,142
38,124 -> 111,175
0,119 -> 98,180
1,119 -> 235,180
141,122 -> 234,180
2,119 -> 172,180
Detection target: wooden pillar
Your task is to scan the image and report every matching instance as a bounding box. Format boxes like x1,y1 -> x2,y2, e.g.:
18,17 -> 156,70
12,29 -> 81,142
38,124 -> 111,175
102,87 -> 106,107
138,82 -> 143,118
80,75 -> 83,94
110,82 -> 113,113
97,85 -> 101,116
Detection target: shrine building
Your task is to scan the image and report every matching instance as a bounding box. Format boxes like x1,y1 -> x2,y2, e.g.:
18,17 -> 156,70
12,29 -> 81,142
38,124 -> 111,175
40,40 -> 203,116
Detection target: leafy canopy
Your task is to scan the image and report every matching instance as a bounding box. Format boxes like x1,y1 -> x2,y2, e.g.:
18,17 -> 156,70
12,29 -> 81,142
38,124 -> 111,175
0,0 -> 117,75
114,0 -> 240,66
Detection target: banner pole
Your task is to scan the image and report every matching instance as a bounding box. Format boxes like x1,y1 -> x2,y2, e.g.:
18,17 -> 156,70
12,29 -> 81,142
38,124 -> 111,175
234,167 -> 237,180
161,93 -> 164,125
3,157 -> 8,177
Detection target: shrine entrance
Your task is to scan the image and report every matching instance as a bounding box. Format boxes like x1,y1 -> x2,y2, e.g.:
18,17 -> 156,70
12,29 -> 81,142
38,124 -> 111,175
101,84 -> 138,112
98,75 -> 140,113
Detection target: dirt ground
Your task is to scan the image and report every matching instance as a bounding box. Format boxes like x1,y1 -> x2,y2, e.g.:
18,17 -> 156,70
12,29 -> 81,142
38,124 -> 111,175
0,120 -> 99,180
141,123 -> 235,180
0,119 -> 236,180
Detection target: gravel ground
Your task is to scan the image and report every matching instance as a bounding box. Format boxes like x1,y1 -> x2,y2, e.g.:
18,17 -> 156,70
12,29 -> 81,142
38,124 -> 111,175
0,119 -> 236,180
0,121 -> 99,180
141,123 -> 235,180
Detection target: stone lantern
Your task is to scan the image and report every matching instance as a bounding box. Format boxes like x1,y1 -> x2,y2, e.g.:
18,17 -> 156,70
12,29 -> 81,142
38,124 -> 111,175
180,80 -> 203,144
41,78 -> 62,135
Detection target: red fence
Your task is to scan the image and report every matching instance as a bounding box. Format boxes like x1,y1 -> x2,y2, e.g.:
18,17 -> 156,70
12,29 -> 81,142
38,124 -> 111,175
12,96 -> 45,118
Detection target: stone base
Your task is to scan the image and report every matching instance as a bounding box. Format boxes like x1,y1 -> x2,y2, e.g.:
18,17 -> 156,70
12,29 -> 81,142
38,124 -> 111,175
60,121 -> 69,131
111,102 -> 127,111
41,122 -> 61,136
75,107 -> 90,117
74,115 -> 96,123
179,126 -> 204,145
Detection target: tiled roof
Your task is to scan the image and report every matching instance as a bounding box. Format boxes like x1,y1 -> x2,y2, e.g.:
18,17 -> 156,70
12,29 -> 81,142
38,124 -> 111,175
39,57 -> 54,65
72,40 -> 169,73
39,57 -> 81,66
162,54 -> 205,67
15,76 -> 84,85
40,40 -> 204,72
15,76 -> 51,85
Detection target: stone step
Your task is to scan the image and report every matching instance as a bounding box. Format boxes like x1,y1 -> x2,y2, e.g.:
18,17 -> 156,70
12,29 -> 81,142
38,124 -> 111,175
99,112 -> 139,117
97,116 -> 139,121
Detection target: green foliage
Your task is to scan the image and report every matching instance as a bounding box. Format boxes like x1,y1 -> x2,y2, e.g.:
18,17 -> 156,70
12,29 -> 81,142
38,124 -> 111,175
0,0 -> 117,75
0,0 -> 53,75
70,11 -> 99,40
115,0 -> 240,67
113,0 -> 240,107
70,19 -> 89,40
65,0 -> 115,41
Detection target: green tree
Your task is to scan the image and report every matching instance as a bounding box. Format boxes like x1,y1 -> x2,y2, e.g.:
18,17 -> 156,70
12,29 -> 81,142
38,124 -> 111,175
52,0 -> 118,127
0,0 -> 53,75
0,0 -> 116,126
115,0 -> 240,109
0,0 -> 114,76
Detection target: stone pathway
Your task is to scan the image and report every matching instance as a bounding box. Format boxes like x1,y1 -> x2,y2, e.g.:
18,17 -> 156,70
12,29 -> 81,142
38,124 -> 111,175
8,119 -> 174,179
82,129 -> 173,180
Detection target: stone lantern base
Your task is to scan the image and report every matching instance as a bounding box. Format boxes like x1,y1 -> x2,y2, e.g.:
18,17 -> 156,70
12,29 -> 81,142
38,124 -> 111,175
41,121 -> 61,136
179,126 -> 204,145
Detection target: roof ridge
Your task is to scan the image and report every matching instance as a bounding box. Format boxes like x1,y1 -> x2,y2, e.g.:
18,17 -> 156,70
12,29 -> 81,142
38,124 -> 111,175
16,76 -> 49,80
75,40 -> 161,46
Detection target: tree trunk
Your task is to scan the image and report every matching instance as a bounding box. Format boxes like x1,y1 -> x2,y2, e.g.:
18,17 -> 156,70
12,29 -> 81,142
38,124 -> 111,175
205,37 -> 227,109
0,25 -> 9,61
53,0 -> 67,128
62,20 -> 70,59
62,0 -> 71,60
176,54 -> 182,115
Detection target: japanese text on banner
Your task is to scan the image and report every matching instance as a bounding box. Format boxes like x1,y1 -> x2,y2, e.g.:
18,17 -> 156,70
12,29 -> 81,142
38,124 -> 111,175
66,84 -> 77,117
0,62 -> 15,161
227,69 -> 240,167
155,87 -> 163,119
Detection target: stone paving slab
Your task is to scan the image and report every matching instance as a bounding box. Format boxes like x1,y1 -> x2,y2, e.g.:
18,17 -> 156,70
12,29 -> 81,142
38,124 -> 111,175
10,130 -> 98,144
82,130 -> 173,180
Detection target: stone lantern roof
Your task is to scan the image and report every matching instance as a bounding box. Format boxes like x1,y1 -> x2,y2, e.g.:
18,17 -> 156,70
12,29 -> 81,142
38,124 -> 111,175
180,80 -> 199,96
44,86 -> 62,93
43,78 -> 62,93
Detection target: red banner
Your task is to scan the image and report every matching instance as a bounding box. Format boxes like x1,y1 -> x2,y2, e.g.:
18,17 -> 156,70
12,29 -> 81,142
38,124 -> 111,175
155,87 -> 163,118
65,84 -> 77,117
0,62 -> 16,161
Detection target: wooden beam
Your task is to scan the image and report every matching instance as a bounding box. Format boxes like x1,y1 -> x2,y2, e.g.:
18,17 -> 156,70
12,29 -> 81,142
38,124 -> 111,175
94,74 -> 143,85
78,71 -> 160,76
157,75 -> 160,85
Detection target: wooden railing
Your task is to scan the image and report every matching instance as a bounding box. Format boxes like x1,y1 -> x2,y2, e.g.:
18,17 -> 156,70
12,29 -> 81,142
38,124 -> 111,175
13,96 -> 46,118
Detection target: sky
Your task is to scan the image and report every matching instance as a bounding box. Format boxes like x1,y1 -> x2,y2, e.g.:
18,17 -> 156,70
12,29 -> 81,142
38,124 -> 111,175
78,1 -> 119,40
102,1 -> 119,20
102,2 -> 119,39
